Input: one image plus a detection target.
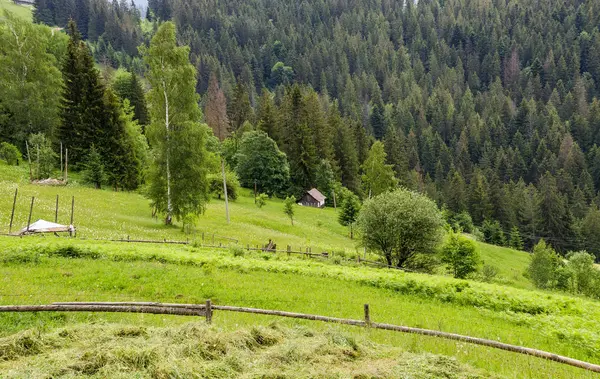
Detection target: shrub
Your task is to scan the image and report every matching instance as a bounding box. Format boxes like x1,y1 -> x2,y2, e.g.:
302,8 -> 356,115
404,253 -> 440,274
481,264 -> 499,282
450,212 -> 474,233
284,196 -> 296,225
0,142 -> 22,165
256,193 -> 268,208
357,189 -> 444,268
528,240 -> 562,289
565,251 -> 597,295
207,171 -> 240,201
440,232 -> 480,279
230,246 -> 245,257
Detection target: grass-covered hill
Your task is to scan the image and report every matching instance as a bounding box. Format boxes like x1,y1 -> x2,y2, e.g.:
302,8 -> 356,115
0,0 -> 31,21
1,163 -> 599,378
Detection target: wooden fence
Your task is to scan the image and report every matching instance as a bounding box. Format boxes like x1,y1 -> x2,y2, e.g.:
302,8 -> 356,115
0,301 -> 598,373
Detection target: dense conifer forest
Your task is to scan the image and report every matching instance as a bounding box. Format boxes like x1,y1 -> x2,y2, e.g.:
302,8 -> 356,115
4,0 -> 600,255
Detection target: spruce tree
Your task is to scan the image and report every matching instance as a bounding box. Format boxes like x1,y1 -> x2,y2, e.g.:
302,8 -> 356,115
59,20 -> 106,166
338,192 -> 361,238
82,145 -> 105,189
331,104 -> 360,194
509,226 -> 524,250
536,172 -> 576,253
361,141 -> 398,198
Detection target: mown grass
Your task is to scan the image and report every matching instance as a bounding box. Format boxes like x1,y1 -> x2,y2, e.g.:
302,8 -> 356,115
0,238 -> 599,378
0,323 -> 494,378
0,0 -> 32,21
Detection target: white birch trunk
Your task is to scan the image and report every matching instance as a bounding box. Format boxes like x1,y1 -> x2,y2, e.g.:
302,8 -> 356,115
222,157 -> 230,224
163,83 -> 172,224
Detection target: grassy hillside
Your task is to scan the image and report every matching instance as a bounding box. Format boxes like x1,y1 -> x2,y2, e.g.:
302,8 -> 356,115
1,237 -> 599,378
0,0 -> 32,21
2,163 -> 591,377
0,162 -> 533,288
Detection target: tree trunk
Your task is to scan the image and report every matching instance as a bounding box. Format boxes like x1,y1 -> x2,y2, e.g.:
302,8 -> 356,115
350,224 -> 353,239
385,253 -> 392,266
163,84 -> 172,225
222,157 -> 230,224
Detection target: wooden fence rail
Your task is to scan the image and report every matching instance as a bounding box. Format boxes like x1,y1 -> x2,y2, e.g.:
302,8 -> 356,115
0,301 -> 599,373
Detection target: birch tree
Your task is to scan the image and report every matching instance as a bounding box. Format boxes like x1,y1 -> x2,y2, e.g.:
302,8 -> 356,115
143,22 -> 209,224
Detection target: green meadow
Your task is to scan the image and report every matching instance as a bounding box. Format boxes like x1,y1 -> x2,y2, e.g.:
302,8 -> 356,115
0,0 -> 32,21
0,162 -> 598,378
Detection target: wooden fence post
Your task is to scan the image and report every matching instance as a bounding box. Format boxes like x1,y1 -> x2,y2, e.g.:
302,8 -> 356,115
287,245 -> 291,257
25,141 -> 32,182
70,196 -> 74,225
205,299 -> 212,324
364,304 -> 371,327
55,195 -> 59,223
8,188 -> 17,234
26,197 -> 34,233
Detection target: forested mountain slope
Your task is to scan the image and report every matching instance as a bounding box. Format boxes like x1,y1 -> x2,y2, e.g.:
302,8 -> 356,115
23,0 -> 600,255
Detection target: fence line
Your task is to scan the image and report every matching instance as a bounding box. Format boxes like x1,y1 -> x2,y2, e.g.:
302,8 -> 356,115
0,301 -> 598,373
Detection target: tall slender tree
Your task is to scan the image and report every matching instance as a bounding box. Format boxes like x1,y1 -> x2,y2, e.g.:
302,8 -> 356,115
205,73 -> 231,223
143,22 -> 209,224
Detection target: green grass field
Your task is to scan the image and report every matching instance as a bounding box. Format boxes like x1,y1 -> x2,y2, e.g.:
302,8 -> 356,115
0,0 -> 32,21
0,162 -> 597,378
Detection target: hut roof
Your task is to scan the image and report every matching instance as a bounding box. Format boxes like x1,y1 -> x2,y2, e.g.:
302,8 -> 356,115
307,188 -> 326,202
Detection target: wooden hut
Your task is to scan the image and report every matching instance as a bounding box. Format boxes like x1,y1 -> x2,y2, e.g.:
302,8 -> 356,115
299,188 -> 326,208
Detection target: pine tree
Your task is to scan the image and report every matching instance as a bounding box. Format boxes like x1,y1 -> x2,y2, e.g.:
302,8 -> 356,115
338,192 -> 361,238
361,141 -> 398,198
370,89 -> 386,139
280,85 -> 318,196
509,226 -> 524,250
143,22 -> 209,224
229,80 -> 253,131
536,172 -> 576,253
256,89 -> 279,142
101,88 -> 144,191
112,71 -> 149,127
331,105 -> 360,194
82,145 -> 105,189
59,20 -> 106,166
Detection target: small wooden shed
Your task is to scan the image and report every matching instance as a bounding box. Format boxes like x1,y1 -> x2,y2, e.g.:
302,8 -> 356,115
299,188 -> 326,208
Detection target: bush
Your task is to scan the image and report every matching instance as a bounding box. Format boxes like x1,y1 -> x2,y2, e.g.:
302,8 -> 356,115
565,251 -> 597,295
440,232 -> 480,279
404,253 -> 440,274
450,212 -> 474,233
207,171 -> 240,201
230,246 -> 245,257
528,240 -> 562,289
481,264 -> 499,282
256,193 -> 268,208
357,189 -> 444,268
284,196 -> 296,225
0,142 -> 22,165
